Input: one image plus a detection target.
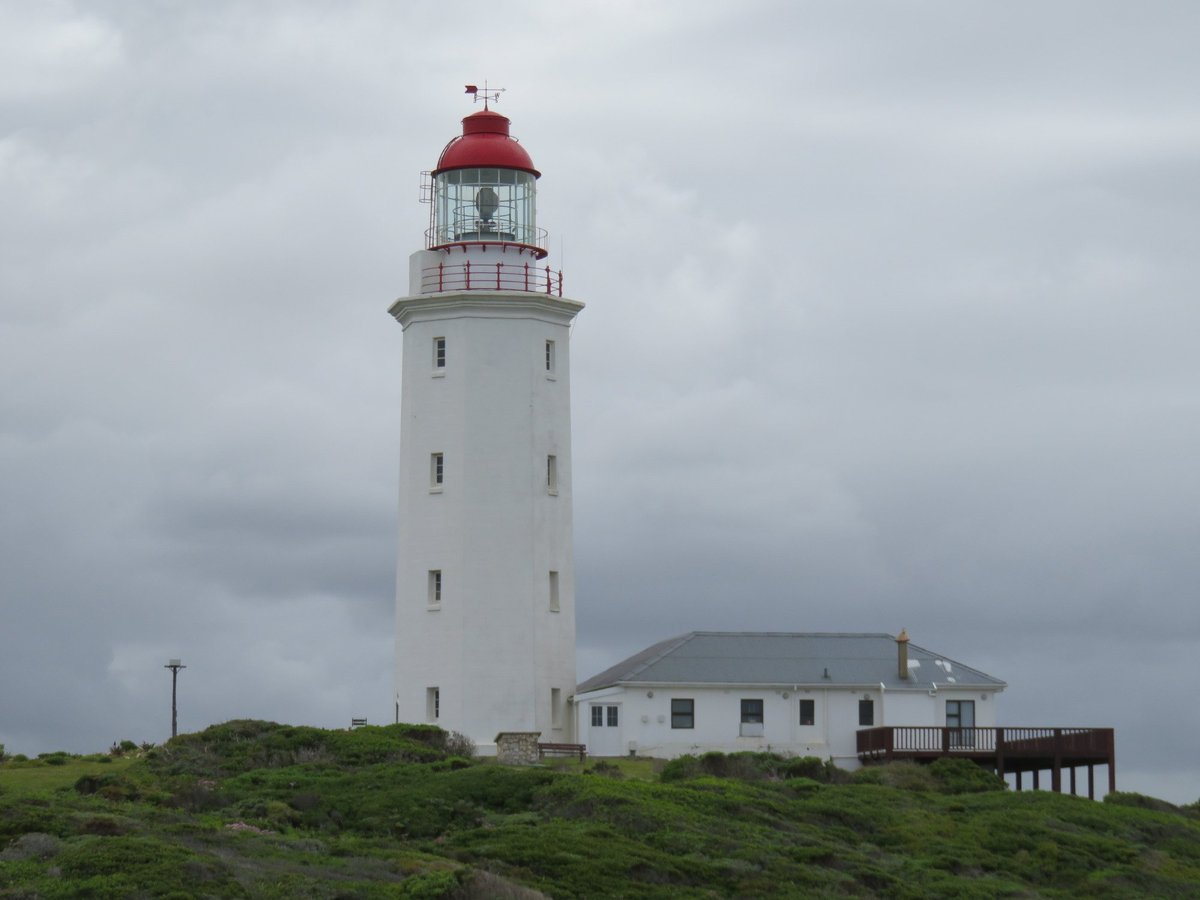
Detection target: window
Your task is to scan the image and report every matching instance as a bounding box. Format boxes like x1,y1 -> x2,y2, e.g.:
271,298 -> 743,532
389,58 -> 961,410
433,337 -> 446,369
799,699 -> 815,726
427,570 -> 442,607
426,687 -> 439,722
740,698 -> 764,736
592,705 -> 619,727
430,453 -> 444,488
546,455 -> 558,494
859,698 -> 874,727
946,700 -> 976,748
671,698 -> 695,729
548,571 -> 560,612
740,699 -> 764,724
551,688 -> 562,729
545,339 -> 556,373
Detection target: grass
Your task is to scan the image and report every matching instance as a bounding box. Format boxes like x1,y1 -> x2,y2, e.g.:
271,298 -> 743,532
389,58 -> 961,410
2,721 -> 1199,897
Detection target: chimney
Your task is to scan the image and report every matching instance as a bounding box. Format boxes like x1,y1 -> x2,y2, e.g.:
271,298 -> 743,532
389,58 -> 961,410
896,629 -> 910,680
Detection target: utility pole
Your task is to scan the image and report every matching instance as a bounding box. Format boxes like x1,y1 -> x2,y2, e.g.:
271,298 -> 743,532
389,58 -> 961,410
164,659 -> 185,738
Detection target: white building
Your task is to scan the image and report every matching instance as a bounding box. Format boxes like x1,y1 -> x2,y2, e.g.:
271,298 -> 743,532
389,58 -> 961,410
389,98 -> 582,753
575,631 -> 1005,767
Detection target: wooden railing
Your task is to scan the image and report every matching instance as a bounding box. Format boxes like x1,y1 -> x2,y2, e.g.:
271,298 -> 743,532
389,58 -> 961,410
857,726 -> 1114,761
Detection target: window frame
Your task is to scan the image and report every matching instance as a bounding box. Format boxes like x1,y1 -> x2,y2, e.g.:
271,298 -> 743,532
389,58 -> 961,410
548,570 -> 560,612
859,698 -> 875,727
590,705 -> 603,727
740,699 -> 764,724
427,570 -> 442,608
433,337 -> 446,370
671,698 -> 695,729
606,705 -> 619,727
546,455 -> 558,494
799,698 -> 815,727
430,452 -> 444,489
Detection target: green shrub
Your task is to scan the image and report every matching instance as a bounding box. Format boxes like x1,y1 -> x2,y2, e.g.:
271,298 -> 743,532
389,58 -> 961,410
928,758 -> 1007,794
1104,791 -> 1186,815
854,761 -> 939,792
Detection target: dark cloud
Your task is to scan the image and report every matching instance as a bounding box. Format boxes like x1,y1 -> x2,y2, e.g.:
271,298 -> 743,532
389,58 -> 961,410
1,1 -> 1197,802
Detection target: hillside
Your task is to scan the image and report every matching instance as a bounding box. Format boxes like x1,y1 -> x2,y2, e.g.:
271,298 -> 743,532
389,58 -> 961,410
2,721 -> 1199,898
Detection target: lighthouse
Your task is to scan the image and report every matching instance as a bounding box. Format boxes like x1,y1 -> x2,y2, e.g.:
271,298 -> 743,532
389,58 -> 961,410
388,94 -> 582,753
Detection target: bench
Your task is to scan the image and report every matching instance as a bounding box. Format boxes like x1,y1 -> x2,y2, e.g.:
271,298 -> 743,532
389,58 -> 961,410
537,742 -> 587,761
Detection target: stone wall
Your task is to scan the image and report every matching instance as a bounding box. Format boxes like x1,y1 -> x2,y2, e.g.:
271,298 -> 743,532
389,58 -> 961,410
495,732 -> 541,765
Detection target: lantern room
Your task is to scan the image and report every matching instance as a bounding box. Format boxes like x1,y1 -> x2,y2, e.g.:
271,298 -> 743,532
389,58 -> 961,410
427,108 -> 546,258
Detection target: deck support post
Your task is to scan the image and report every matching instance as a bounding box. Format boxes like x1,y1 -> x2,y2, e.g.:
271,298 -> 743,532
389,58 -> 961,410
1070,766 -> 1077,797
1088,764 -> 1095,801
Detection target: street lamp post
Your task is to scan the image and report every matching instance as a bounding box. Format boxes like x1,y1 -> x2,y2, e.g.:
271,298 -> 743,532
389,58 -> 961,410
164,659 -> 186,738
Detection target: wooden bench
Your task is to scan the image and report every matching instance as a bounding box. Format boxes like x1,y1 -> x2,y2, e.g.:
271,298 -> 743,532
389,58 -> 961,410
537,742 -> 587,761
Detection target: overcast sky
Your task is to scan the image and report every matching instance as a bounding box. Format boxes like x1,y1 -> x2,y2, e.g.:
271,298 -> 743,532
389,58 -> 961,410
2,1 -> 1197,802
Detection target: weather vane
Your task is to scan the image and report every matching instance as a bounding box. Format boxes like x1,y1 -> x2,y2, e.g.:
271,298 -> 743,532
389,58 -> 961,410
464,82 -> 505,110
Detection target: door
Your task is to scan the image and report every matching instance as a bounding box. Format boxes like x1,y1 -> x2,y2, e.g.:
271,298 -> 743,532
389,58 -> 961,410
587,703 -> 623,756
946,700 -> 975,748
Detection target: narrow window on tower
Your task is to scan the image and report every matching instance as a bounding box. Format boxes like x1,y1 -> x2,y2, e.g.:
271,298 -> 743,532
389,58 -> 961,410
426,687 -> 439,722
430,452 -> 443,490
546,455 -> 558,494
545,339 -> 556,374
548,570 -> 560,612
433,337 -> 446,371
551,688 -> 562,729
427,570 -> 442,608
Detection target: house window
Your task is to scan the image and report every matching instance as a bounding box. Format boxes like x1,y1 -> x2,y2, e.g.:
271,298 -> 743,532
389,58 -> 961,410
545,339 -> 556,373
606,705 -> 619,727
740,699 -> 764,724
859,698 -> 874,727
548,571 -> 560,612
433,337 -> 446,369
591,705 -> 603,727
427,570 -> 442,608
946,700 -> 976,748
799,699 -> 815,726
551,688 -> 562,729
430,453 -> 444,488
426,687 -> 439,722
671,698 -> 695,729
546,455 -> 558,494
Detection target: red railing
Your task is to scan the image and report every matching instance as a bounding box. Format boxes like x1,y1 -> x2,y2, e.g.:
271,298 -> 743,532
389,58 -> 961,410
420,261 -> 564,296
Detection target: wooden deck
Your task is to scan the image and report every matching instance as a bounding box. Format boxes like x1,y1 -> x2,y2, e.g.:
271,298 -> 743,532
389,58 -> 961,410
857,726 -> 1116,799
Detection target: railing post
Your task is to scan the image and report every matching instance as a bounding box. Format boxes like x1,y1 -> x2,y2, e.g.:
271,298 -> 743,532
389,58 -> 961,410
557,270 -> 563,296
545,265 -> 552,294
464,260 -> 471,290
524,262 -> 530,292
437,262 -> 444,292
496,262 -> 502,290
1052,728 -> 1062,793
942,727 -> 950,754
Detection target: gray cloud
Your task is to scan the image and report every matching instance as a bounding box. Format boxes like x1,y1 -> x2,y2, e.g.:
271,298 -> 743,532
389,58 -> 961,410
1,1 -> 1197,802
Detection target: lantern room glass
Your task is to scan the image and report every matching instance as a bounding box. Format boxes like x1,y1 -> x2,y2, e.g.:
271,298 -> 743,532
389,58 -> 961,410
431,168 -> 538,249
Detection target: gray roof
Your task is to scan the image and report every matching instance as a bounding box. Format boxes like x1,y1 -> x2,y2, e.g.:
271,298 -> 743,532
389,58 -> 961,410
576,632 -> 1005,694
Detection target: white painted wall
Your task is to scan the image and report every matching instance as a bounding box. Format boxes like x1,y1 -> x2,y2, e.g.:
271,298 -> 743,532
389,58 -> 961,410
576,684 -> 1000,767
392,252 -> 583,753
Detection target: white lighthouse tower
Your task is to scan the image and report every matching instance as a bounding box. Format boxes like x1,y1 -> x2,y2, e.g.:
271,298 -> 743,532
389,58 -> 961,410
389,94 -> 582,753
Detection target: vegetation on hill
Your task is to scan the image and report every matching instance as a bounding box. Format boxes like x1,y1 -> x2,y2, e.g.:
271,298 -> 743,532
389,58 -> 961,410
2,721 -> 1199,897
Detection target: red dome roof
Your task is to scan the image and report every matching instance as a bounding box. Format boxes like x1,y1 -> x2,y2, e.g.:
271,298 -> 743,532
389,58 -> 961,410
433,109 -> 540,177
